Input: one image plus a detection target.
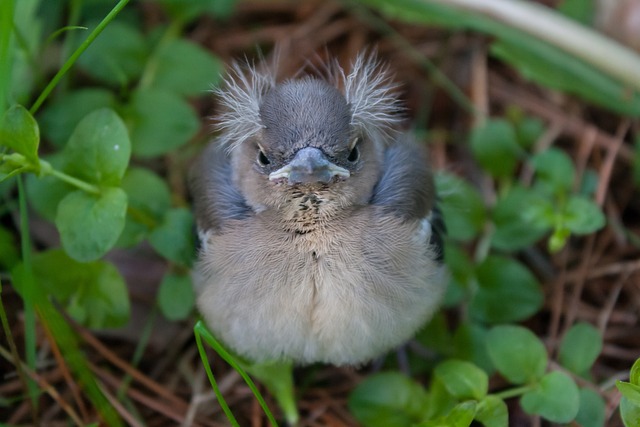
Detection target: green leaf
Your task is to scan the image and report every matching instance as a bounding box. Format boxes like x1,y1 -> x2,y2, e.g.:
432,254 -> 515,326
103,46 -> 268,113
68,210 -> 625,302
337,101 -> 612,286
618,382 -> 640,406
443,401 -> 477,427
0,225 -> 19,270
442,244 -> 473,307
0,105 -> 40,167
63,108 -> 131,186
531,148 -> 575,194
491,185 -> 548,251
453,322 -> 495,375
558,322 -> 602,375
475,395 -> 508,427
117,167 -> 171,247
557,0 -> 595,25
520,371 -> 580,423
486,325 -> 547,385
13,249 -> 130,328
158,273 -> 194,321
151,39 -> 223,96
348,372 -> 429,427
77,21 -> 148,86
563,195 -> 606,234
415,312 -> 453,356
575,388 -> 605,427
158,0 -> 237,21
125,89 -> 200,157
56,188 -> 128,262
38,88 -> 116,146
425,377 -> 458,420
631,358 -> 640,385
148,207 -> 195,266
470,256 -> 543,324
244,360 -> 297,426
620,396 -> 640,427
434,359 -> 488,400
436,172 -> 486,241
469,119 -> 521,179
514,116 -> 545,149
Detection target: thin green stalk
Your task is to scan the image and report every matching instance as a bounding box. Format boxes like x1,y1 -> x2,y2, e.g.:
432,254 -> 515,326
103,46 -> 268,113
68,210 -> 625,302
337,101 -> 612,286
48,168 -> 101,195
137,18 -> 184,90
29,0 -> 131,115
16,175 -> 39,420
194,320 -> 280,426
0,0 -> 14,113
493,384 -> 536,400
195,324 -> 240,427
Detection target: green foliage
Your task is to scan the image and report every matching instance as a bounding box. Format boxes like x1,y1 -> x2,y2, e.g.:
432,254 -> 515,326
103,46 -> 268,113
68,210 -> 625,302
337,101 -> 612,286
350,325 -> 590,427
158,273 -> 195,321
1,0 -> 225,422
618,359 -> 640,427
520,371 -> 580,422
558,322 -> 603,376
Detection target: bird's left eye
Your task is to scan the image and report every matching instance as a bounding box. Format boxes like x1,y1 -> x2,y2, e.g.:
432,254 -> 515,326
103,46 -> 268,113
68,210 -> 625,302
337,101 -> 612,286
347,138 -> 360,162
257,149 -> 271,166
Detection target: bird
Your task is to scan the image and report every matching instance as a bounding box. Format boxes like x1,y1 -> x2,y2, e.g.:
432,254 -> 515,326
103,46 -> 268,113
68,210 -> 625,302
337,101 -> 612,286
190,52 -> 447,368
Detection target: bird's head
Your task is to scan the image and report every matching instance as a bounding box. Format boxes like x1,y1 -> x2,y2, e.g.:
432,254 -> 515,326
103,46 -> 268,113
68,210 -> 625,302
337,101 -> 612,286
214,53 -> 401,226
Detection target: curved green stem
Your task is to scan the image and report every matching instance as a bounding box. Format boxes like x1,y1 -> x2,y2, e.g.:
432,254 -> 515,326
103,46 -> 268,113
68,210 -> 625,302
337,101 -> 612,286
29,0 -> 131,115
493,384 -> 536,400
48,168 -> 101,195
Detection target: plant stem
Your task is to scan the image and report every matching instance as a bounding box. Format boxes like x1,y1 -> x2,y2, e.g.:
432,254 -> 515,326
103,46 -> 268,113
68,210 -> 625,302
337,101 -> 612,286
427,0 -> 640,92
0,0 -> 14,113
29,0 -> 131,115
493,384 -> 536,400
48,168 -> 101,195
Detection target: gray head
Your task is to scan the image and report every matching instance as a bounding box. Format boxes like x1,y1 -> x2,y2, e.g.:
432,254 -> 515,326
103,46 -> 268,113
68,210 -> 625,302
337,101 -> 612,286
214,53 -> 401,228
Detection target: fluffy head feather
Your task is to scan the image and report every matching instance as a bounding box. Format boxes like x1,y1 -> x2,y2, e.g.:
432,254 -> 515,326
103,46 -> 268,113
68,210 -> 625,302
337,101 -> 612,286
213,52 -> 401,151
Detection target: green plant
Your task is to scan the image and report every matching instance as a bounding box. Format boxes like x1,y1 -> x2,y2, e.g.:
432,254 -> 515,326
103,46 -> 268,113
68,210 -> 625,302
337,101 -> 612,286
349,324 -> 605,426
0,0 -> 231,422
618,358 -> 640,427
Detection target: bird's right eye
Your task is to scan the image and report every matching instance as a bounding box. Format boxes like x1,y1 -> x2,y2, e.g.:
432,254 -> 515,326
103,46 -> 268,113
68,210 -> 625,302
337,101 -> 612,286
257,149 -> 271,166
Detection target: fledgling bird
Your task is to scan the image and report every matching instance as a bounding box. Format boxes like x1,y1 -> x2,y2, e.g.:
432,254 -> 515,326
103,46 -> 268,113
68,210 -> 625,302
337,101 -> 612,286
191,52 -> 446,367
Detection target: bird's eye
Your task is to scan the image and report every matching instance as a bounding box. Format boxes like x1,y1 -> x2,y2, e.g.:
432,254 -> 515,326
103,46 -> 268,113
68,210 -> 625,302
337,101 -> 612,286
257,149 -> 271,166
347,139 -> 360,162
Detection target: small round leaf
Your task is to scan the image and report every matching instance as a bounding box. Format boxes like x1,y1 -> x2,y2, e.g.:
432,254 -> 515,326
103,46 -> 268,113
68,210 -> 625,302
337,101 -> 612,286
0,104 -> 40,166
349,372 -> 429,427
63,108 -> 131,186
486,325 -> 547,384
470,256 -> 543,324
520,371 -> 580,423
158,273 -> 195,321
470,119 -> 521,179
575,388 -> 606,427
56,188 -> 127,262
476,395 -> 508,427
434,359 -> 488,400
558,322 -> 602,376
125,89 -> 200,157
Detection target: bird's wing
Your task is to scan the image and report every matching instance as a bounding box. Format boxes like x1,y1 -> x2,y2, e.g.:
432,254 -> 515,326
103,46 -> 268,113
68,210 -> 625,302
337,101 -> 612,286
370,136 -> 445,261
189,143 -> 252,234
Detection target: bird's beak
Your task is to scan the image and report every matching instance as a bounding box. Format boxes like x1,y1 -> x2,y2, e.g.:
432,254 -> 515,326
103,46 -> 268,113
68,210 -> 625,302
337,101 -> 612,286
269,147 -> 350,184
